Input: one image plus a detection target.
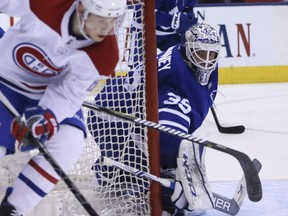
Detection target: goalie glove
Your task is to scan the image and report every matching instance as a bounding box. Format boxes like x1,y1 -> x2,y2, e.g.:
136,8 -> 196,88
176,140 -> 214,212
11,106 -> 58,151
171,169 -> 188,210
170,170 -> 207,216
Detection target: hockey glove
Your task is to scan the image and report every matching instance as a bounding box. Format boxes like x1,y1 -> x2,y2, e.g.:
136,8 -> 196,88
171,180 -> 207,215
11,106 -> 59,151
171,180 -> 188,210
170,169 -> 188,209
171,12 -> 198,35
170,168 -> 205,216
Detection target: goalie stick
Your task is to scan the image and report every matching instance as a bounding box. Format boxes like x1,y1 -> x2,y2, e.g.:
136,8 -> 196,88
210,106 -> 245,134
102,157 -> 262,216
0,91 -> 99,216
82,101 -> 262,202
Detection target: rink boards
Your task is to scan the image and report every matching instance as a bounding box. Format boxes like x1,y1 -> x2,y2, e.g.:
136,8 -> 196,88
1,3 -> 288,84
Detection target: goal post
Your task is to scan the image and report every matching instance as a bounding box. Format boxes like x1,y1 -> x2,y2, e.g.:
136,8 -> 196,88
143,1 -> 162,215
0,1 -> 160,215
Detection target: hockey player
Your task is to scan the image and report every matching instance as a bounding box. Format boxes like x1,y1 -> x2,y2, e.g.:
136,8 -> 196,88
88,22 -> 221,215
0,0 -> 126,215
128,0 -> 198,68
155,0 -> 198,51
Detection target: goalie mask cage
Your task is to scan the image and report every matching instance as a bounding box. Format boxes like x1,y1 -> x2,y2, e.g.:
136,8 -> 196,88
0,1 -> 160,216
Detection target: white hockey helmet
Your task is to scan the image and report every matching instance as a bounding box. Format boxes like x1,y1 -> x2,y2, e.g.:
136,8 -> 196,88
181,22 -> 221,85
80,0 -> 126,18
77,0 -> 127,39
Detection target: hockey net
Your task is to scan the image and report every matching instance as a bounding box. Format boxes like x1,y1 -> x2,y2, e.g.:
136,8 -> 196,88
0,1 -> 159,215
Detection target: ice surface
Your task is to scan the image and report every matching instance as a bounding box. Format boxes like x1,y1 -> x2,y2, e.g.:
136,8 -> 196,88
201,180 -> 288,216
193,83 -> 288,215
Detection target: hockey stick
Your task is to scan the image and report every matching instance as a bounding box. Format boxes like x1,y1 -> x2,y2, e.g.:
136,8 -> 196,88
210,106 -> 245,134
0,91 -> 99,216
82,101 -> 262,202
213,158 -> 262,215
102,157 -> 262,215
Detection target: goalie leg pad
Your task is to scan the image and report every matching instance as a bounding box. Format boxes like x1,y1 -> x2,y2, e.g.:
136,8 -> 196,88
177,140 -> 214,211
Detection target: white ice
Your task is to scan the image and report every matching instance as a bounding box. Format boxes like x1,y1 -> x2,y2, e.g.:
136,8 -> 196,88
193,82 -> 288,216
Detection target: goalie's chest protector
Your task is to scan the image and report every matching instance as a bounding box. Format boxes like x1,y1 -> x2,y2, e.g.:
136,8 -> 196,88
28,0 -> 119,77
158,46 -> 217,133
174,66 -> 216,132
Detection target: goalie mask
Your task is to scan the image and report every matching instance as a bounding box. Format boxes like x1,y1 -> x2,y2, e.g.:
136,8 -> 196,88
77,0 -> 126,39
181,23 -> 221,85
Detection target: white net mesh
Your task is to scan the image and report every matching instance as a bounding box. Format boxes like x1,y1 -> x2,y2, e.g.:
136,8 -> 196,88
0,1 -> 152,215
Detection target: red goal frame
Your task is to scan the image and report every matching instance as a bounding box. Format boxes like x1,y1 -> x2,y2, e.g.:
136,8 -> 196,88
143,0 -> 161,215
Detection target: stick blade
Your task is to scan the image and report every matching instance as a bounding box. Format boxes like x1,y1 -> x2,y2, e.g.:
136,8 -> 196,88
219,125 -> 245,134
244,159 -> 263,202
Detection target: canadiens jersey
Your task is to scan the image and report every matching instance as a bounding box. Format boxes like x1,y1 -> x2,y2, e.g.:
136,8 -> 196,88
0,0 -> 119,122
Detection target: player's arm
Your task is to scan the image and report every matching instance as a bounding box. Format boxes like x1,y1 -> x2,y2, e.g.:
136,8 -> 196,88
39,74 -> 93,123
155,0 -> 197,35
10,59 -> 96,150
0,0 -> 30,16
38,50 -> 107,123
